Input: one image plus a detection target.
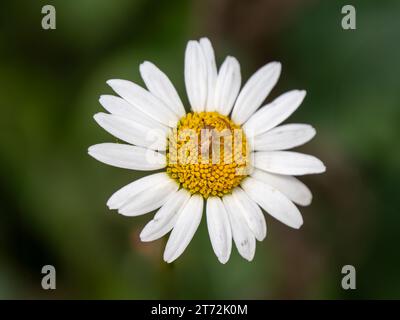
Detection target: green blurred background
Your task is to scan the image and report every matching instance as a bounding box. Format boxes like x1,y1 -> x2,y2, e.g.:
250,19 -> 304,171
1,0 -> 399,299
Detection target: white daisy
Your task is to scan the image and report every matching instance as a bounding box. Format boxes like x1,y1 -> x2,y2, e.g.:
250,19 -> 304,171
88,37 -> 325,264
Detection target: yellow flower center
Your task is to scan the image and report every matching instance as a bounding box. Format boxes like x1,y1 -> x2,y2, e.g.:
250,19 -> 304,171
166,111 -> 250,198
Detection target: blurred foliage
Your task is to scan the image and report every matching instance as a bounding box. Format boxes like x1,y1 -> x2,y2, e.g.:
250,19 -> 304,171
0,0 -> 399,299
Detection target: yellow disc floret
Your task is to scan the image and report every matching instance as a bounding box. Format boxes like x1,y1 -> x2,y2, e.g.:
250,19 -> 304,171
166,111 -> 250,198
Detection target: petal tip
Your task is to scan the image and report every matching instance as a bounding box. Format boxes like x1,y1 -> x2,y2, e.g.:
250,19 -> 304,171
319,162 -> 327,173
300,196 -> 312,207
294,221 -> 303,229
218,256 -> 229,264
292,216 -> 304,229
87,144 -> 95,153
106,79 -> 125,88
186,40 -> 198,48
93,112 -> 103,121
257,233 -> 267,242
87,149 -> 95,158
199,37 -> 211,44
139,232 -> 151,243
139,60 -> 152,70
106,200 -> 116,210
299,90 -> 307,99
271,61 -> 282,71
163,252 -> 174,264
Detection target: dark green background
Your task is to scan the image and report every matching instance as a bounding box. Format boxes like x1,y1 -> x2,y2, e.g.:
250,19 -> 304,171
1,0 -> 399,299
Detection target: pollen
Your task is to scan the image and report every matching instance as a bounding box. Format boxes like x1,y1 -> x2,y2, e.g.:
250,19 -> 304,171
166,111 -> 250,198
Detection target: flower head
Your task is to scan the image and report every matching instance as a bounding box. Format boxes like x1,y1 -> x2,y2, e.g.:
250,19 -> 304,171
88,37 -> 325,263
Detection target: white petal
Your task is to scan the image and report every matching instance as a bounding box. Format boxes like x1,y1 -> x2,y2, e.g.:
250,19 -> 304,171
107,172 -> 174,210
163,195 -> 203,263
88,143 -> 166,171
241,177 -> 303,229
231,62 -> 281,125
99,95 -> 167,131
139,61 -> 186,118
93,112 -> 167,151
184,41 -> 208,112
140,189 -> 191,242
232,188 -> 267,241
214,56 -> 241,116
254,151 -> 326,176
253,123 -> 316,151
244,90 -> 306,137
199,38 -> 218,111
251,168 -> 312,206
107,79 -> 179,127
206,197 -> 232,264
117,178 -> 178,217
223,194 -> 256,261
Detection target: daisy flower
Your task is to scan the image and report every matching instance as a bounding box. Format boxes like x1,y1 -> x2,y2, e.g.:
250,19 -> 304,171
88,37 -> 325,264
